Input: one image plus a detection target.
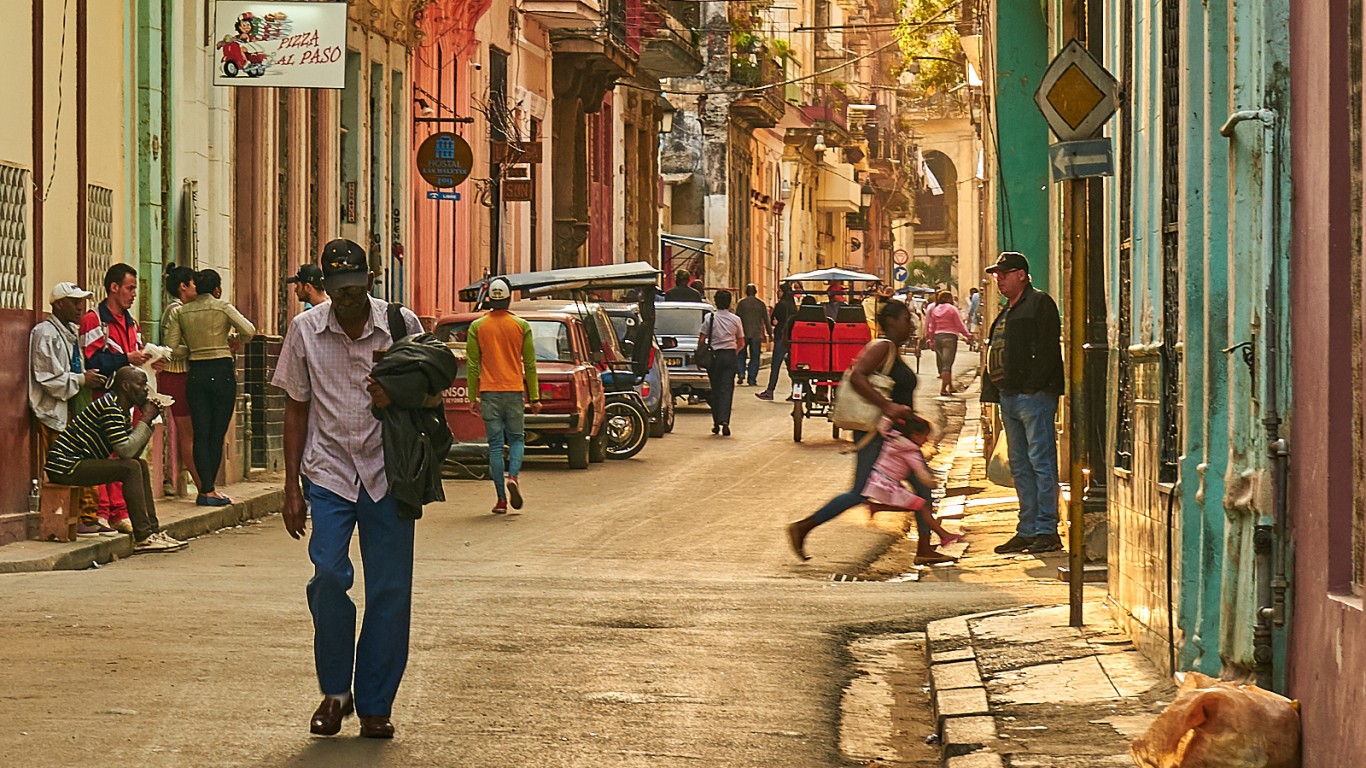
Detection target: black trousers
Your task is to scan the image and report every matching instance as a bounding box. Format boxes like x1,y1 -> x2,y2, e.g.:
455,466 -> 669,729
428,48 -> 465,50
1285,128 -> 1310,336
706,349 -> 739,427
187,358 -> 236,494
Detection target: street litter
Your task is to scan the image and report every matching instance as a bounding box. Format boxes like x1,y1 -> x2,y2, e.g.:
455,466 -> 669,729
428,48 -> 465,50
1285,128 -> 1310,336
1130,671 -> 1300,768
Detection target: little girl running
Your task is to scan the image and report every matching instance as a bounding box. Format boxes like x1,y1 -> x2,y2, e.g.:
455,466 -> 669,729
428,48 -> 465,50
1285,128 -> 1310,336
861,415 -> 964,562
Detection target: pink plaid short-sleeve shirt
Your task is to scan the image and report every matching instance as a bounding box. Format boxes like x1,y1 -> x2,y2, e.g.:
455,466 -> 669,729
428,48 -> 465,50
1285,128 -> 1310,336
271,296 -> 422,503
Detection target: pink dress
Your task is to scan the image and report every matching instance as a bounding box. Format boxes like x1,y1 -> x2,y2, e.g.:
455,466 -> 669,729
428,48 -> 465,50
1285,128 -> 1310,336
861,429 -> 930,511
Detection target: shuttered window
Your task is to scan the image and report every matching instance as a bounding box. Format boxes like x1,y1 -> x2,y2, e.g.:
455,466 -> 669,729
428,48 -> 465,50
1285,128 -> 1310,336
87,184 -> 114,292
0,165 -> 30,309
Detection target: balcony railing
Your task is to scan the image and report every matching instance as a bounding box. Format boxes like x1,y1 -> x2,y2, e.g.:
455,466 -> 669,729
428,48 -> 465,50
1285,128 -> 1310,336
729,55 -> 787,128
799,83 -> 849,133
639,0 -> 702,77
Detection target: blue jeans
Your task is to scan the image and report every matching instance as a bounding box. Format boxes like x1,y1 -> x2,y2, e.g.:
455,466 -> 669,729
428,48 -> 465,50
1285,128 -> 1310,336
999,392 -> 1060,536
765,336 -> 787,393
740,336 -> 763,384
481,391 -> 526,500
307,484 -> 415,717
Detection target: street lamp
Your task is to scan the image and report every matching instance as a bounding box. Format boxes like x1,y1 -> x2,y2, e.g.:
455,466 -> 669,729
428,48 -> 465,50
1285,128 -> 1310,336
860,183 -> 874,208
659,95 -> 677,133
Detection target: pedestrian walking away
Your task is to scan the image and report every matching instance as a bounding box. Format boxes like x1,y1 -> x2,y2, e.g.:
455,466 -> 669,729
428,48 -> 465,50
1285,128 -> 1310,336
165,268 -> 256,507
43,367 -> 186,553
272,238 -> 425,740
860,415 -> 963,564
158,264 -> 204,498
757,282 -> 797,400
465,276 -> 541,514
981,251 -> 1066,555
79,263 -> 154,535
924,289 -> 972,396
786,300 -> 918,560
28,281 -> 106,536
698,289 -> 744,435
736,283 -> 769,386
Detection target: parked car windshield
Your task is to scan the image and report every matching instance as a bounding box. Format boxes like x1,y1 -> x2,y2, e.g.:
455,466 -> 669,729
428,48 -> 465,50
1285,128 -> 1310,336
655,307 -> 710,338
435,319 -> 575,363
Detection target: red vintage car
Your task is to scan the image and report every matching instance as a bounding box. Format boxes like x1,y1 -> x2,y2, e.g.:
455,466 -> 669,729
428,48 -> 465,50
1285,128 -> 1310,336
435,311 -> 607,472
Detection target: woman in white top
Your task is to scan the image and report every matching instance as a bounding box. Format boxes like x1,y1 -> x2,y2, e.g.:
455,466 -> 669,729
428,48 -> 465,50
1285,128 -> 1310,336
697,289 -> 745,436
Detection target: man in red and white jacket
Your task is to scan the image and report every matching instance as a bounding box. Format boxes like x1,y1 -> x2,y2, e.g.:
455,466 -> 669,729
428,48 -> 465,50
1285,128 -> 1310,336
79,264 -> 156,533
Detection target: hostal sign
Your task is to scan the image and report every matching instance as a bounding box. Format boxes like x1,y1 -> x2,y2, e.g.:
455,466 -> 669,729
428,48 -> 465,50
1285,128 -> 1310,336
417,133 -> 474,189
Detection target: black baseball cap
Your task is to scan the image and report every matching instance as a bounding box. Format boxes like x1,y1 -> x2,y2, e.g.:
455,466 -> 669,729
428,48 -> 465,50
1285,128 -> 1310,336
321,239 -> 369,290
285,264 -> 324,289
985,251 -> 1030,274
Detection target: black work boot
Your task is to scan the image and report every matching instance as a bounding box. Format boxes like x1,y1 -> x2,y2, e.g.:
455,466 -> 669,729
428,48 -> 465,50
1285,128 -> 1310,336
1024,533 -> 1064,553
993,534 -> 1034,554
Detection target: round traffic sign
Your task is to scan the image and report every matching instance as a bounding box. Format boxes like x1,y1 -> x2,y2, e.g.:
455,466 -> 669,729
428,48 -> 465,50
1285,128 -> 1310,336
893,265 -> 909,283
893,248 -> 909,266
416,132 -> 473,188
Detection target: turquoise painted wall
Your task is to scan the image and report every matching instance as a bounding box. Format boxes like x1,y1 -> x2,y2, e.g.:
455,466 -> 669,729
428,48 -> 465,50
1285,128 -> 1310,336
133,0 -> 171,332
992,0 -> 1051,293
1107,0 -> 1292,690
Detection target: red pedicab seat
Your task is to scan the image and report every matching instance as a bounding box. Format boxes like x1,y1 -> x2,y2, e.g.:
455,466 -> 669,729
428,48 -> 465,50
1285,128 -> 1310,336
788,305 -> 832,374
831,305 -> 872,372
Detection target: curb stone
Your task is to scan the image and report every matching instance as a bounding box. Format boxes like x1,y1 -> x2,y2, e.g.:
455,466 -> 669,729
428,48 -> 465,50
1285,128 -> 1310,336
0,484 -> 284,574
926,609 -> 1027,766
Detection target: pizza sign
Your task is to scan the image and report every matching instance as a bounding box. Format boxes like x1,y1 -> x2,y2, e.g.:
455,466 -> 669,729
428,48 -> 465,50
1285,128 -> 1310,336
213,2 -> 348,89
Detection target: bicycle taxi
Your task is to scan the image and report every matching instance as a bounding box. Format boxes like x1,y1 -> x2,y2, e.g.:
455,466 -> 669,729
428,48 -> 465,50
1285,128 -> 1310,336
782,267 -> 884,442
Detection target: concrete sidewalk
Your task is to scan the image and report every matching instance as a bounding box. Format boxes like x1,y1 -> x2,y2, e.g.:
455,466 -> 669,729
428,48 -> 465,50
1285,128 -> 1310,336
915,376 -> 1176,767
0,478 -> 284,574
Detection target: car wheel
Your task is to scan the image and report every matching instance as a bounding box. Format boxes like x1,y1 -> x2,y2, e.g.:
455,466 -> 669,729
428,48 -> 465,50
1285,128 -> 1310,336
589,416 -> 608,463
663,400 -> 675,433
604,400 -> 649,460
567,433 -> 590,469
648,404 -> 667,438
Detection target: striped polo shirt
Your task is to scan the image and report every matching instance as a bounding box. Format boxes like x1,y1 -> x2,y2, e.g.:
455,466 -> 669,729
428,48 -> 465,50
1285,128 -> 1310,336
45,393 -> 131,477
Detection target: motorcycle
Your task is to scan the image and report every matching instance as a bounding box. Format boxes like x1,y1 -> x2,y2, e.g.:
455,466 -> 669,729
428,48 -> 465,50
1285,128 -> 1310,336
600,366 -> 650,460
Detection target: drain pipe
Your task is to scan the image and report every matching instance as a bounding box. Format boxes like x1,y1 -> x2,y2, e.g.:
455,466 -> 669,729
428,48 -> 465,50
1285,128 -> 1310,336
1220,107 -> 1285,690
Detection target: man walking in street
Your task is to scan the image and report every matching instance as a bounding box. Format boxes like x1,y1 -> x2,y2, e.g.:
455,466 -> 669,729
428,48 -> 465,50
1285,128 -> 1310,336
465,277 -> 540,514
44,366 -> 186,553
980,252 -> 1066,554
736,283 -> 769,387
697,289 -> 744,436
756,282 -> 797,401
29,282 -> 108,537
273,238 -> 424,740
286,264 -> 329,309
79,264 -> 154,535
664,269 -> 703,302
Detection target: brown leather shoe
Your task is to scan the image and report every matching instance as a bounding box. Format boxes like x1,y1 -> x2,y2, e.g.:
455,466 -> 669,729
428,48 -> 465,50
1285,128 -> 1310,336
359,715 -> 395,739
309,694 -> 354,736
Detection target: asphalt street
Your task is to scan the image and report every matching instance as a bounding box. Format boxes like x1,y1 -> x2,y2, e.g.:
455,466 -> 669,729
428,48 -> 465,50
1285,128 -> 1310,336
0,346 -> 1056,767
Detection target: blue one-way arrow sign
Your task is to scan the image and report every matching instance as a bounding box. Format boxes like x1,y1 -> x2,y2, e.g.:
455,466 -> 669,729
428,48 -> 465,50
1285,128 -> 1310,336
1049,138 -> 1114,182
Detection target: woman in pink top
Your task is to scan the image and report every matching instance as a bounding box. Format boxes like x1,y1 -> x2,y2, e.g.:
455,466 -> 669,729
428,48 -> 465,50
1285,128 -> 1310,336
924,290 -> 971,396
860,415 -> 964,563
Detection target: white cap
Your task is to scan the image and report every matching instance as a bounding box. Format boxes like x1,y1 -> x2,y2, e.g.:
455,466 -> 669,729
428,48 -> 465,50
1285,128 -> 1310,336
50,282 -> 94,303
487,277 -> 512,302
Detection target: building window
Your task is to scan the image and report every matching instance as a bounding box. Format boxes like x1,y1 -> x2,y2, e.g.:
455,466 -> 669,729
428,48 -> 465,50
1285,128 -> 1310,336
87,184 -> 115,293
0,165 -> 30,309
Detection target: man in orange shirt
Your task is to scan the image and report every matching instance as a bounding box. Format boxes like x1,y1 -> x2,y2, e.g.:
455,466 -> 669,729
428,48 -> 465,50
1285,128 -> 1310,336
466,277 -> 540,514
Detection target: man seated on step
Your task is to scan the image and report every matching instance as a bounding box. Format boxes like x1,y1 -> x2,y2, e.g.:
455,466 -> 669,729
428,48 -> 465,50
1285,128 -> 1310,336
44,366 -> 187,553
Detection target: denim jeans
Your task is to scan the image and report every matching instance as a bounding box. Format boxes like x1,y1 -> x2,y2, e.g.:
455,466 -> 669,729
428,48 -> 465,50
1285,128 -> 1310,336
306,484 -> 414,717
740,336 -> 763,384
187,358 -> 236,494
999,392 -> 1060,536
765,336 -> 787,393
481,391 -> 526,501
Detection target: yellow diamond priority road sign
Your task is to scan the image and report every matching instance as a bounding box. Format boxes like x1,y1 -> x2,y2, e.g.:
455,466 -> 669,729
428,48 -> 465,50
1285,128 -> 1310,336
1034,40 -> 1119,141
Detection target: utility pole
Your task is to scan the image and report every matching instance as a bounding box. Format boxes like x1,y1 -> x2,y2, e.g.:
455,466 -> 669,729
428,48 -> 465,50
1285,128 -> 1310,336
1061,0 -> 1094,629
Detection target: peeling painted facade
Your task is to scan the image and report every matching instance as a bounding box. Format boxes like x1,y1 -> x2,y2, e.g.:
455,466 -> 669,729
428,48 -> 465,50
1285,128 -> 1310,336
1103,0 -> 1292,690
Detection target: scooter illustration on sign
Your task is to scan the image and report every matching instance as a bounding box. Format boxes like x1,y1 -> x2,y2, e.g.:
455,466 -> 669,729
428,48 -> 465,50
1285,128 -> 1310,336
217,11 -> 293,78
